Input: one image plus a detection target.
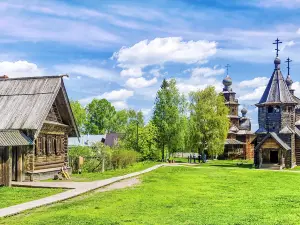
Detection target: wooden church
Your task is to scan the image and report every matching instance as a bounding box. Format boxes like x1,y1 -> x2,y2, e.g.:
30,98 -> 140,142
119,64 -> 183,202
253,39 -> 300,169
0,75 -> 79,186
221,71 -> 255,159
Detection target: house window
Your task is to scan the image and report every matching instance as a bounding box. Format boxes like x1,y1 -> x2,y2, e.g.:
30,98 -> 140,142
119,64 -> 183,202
46,136 -> 53,156
55,137 -> 61,156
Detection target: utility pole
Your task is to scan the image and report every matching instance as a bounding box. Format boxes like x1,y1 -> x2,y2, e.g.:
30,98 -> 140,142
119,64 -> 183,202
136,120 -> 139,152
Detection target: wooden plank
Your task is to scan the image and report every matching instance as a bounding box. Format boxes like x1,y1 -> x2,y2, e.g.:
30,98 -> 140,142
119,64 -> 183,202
17,147 -> 23,182
3,147 -> 12,187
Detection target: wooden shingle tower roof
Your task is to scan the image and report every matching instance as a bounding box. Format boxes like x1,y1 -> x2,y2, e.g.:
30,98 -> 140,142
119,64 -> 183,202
258,57 -> 297,105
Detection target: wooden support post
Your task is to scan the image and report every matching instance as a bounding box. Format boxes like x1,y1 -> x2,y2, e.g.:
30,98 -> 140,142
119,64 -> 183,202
3,147 -> 12,187
17,147 -> 23,182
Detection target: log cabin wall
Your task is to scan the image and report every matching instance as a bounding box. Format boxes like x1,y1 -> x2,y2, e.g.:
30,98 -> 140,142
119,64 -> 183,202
34,122 -> 68,171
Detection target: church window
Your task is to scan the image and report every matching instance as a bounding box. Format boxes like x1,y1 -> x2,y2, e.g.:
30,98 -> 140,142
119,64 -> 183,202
268,106 -> 274,113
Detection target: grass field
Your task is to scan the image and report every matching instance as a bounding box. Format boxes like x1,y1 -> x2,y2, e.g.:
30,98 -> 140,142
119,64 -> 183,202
44,161 -> 160,182
0,187 -> 64,209
3,160 -> 300,224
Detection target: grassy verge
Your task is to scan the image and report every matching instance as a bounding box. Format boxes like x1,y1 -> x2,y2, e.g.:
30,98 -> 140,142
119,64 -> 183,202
3,161 -> 300,224
43,161 -> 161,182
0,187 -> 64,209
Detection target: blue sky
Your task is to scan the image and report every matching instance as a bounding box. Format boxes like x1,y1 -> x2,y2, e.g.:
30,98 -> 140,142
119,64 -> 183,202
1,0 -> 300,131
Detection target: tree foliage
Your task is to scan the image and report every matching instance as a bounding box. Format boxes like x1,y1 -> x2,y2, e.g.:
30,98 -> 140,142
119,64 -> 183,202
152,79 -> 186,161
85,99 -> 116,134
189,86 -> 229,157
70,100 -> 86,133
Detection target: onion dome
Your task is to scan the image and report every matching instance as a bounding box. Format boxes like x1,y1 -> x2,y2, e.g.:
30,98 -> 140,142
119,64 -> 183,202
286,75 -> 293,88
241,108 -> 247,117
274,57 -> 281,69
223,75 -> 232,87
274,57 -> 281,65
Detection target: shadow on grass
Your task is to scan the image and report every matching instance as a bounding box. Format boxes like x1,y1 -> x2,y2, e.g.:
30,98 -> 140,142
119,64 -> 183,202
209,164 -> 254,169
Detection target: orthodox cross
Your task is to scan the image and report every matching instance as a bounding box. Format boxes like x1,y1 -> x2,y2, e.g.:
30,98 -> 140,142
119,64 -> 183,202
273,38 -> 282,57
285,57 -> 292,75
225,64 -> 230,75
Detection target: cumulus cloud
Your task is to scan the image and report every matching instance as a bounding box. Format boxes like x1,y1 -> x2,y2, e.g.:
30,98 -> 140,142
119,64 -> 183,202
189,67 -> 225,78
281,40 -> 295,51
0,60 -> 43,78
100,89 -> 134,101
120,67 -> 143,77
239,77 -> 269,88
177,66 -> 224,95
113,37 -> 217,74
292,81 -> 300,96
112,101 -> 129,110
239,86 -> 266,101
125,77 -> 158,89
79,89 -> 134,105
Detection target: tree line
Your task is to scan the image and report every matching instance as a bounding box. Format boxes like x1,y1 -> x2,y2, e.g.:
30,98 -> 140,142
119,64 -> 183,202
71,78 -> 229,161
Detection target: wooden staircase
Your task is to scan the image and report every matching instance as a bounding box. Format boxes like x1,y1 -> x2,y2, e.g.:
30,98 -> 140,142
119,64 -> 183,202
261,164 -> 282,170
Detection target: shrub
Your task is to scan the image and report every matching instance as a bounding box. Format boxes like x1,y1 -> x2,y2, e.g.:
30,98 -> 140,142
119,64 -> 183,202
111,149 -> 139,169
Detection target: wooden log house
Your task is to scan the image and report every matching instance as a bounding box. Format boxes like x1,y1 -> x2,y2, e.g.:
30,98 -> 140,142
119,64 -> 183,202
0,75 -> 79,186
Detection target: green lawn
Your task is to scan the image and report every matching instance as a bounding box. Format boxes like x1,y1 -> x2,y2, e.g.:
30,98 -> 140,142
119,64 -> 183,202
3,161 -> 300,224
0,187 -> 64,209
44,161 -> 160,182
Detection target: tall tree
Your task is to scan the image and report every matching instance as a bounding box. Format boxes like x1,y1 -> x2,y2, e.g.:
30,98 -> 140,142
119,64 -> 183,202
189,86 -> 229,158
152,79 -> 183,161
111,110 -> 129,133
85,99 -> 116,134
70,100 -> 86,134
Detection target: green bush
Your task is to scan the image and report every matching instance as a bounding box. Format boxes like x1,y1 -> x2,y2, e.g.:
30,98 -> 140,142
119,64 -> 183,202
111,149 -> 139,169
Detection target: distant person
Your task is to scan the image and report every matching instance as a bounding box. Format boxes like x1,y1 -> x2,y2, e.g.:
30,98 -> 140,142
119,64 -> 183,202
193,154 -> 196,163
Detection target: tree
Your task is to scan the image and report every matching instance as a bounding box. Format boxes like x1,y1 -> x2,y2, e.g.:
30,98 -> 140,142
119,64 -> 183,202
85,99 -> 116,134
152,79 -> 184,161
70,100 -> 86,133
111,110 -> 129,133
189,86 -> 229,158
122,110 -> 144,152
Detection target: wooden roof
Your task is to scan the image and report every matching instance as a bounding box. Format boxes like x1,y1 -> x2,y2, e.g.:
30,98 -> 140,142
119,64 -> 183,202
258,68 -> 296,105
0,76 -> 79,138
0,130 -> 33,146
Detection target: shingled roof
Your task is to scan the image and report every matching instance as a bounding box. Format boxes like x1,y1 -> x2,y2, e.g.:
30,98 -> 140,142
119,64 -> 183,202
258,63 -> 296,105
0,76 -> 79,138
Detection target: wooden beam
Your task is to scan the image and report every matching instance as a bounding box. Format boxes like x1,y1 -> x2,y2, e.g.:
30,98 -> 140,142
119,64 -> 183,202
17,147 -> 23,182
3,147 -> 12,187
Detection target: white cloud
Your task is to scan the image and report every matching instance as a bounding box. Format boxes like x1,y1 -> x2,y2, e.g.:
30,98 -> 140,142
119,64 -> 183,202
125,77 -> 158,89
113,37 -> 217,73
141,108 -> 152,116
120,67 -> 143,77
292,81 -> 300,96
281,40 -> 295,51
112,101 -> 128,110
190,67 -> 225,78
54,64 -> 118,82
100,89 -> 134,101
239,77 -> 269,88
0,60 -> 43,78
79,89 -> 134,105
239,86 -> 266,101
